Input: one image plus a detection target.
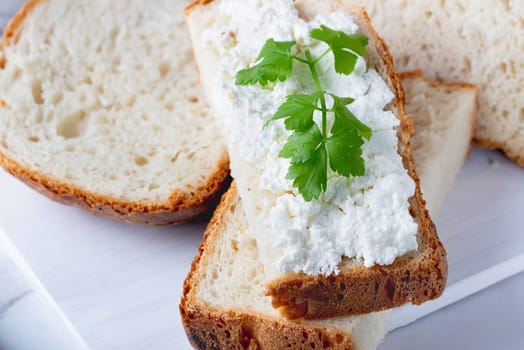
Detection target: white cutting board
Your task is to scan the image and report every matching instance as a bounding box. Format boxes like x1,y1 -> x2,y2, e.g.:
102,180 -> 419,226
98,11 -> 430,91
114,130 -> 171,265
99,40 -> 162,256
0,147 -> 523,349
390,147 -> 524,329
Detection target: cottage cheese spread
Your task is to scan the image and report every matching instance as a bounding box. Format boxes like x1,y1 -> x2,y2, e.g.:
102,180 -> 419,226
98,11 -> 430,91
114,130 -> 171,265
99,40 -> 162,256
203,0 -> 418,275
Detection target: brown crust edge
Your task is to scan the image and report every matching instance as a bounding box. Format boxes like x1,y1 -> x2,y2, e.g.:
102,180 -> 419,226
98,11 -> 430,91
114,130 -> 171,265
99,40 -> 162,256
399,70 -> 477,91
180,184 -> 356,350
0,153 -> 230,225
264,4 -> 448,319
0,0 -> 230,225
473,138 -> 524,167
0,0 -> 47,68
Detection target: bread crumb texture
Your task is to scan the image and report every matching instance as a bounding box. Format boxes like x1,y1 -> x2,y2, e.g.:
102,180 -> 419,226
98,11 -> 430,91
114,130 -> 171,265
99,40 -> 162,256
345,0 -> 524,165
0,0 -> 226,206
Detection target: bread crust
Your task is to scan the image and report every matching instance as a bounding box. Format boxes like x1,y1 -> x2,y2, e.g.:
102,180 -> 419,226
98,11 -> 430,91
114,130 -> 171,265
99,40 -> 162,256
0,153 -> 230,225
0,0 -> 230,225
180,184 -> 356,350
0,0 -> 44,68
473,138 -> 524,167
399,70 -> 477,91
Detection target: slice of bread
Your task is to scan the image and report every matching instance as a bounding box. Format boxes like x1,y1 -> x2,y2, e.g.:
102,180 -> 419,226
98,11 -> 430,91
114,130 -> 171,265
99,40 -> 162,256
180,73 -> 476,349
403,71 -> 477,216
186,0 -> 447,319
0,0 -> 229,225
181,184 -> 391,350
343,0 -> 524,167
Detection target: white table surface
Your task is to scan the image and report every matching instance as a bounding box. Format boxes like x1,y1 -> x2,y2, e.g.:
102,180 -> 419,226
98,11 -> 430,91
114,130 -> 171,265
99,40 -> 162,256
1,1 -> 524,349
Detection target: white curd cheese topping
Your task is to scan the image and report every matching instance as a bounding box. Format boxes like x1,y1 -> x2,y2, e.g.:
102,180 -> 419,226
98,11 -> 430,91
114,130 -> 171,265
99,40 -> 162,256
203,0 -> 418,275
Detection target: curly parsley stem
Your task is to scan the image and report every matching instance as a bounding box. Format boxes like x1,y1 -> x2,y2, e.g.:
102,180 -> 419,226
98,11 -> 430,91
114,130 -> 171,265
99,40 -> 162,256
291,55 -> 310,64
312,48 -> 331,65
304,49 -> 327,141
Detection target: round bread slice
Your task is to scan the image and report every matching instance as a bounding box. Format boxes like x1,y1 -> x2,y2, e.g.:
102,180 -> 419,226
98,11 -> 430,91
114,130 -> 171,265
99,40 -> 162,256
0,0 -> 228,225
343,0 -> 524,167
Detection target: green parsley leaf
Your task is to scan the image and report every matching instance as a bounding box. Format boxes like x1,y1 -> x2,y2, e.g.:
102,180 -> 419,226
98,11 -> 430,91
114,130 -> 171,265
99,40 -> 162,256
270,92 -> 321,131
235,26 -> 372,201
286,145 -> 328,201
310,25 -> 368,75
235,39 -> 296,86
279,124 -> 323,162
326,128 -> 365,177
334,96 -> 355,106
331,95 -> 372,140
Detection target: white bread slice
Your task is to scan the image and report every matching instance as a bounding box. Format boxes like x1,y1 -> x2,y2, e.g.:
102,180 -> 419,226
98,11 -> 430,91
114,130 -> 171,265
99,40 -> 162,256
342,0 -> 524,167
0,0 -> 228,225
186,0 -> 447,319
181,185 -> 391,350
180,74 -> 477,349
403,71 -> 477,216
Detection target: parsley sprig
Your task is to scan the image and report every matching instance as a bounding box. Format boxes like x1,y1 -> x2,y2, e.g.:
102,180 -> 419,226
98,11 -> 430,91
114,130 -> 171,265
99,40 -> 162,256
236,25 -> 372,201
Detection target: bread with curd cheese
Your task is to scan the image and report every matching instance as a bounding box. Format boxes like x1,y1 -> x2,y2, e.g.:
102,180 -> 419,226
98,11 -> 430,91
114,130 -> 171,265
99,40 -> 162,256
186,0 -> 447,319
180,72 -> 476,348
343,0 -> 524,167
0,0 -> 229,225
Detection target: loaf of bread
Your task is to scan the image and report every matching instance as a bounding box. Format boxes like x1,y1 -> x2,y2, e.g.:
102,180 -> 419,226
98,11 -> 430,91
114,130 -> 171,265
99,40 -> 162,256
0,0 -> 229,225
344,0 -> 524,166
181,72 -> 477,349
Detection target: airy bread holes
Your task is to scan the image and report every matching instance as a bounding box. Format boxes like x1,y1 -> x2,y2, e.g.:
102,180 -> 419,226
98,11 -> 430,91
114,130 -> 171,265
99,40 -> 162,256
158,62 -> 170,77
12,69 -> 21,81
170,152 -> 180,163
134,156 -> 148,166
112,57 -> 121,70
50,92 -> 63,105
109,27 -> 119,44
126,96 -> 136,107
32,80 -> 44,104
463,57 -> 472,74
56,111 -> 87,139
